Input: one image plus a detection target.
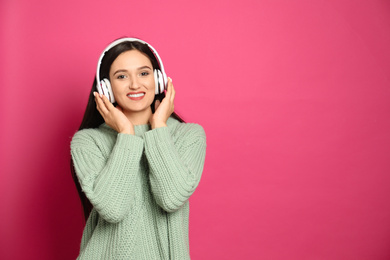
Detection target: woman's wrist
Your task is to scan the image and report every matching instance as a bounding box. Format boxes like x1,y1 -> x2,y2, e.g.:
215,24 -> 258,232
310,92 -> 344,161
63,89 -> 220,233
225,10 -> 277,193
118,125 -> 135,135
120,130 -> 134,135
151,121 -> 167,129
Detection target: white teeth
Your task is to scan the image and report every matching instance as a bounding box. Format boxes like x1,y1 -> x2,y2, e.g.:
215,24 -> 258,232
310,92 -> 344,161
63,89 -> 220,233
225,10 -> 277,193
128,93 -> 145,97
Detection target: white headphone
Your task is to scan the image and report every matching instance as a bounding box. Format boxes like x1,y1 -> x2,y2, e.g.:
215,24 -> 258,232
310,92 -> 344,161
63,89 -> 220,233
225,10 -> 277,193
96,38 -> 168,103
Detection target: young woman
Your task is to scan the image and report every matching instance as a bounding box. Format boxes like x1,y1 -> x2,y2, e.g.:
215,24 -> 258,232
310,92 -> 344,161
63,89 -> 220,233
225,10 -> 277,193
70,38 -> 206,259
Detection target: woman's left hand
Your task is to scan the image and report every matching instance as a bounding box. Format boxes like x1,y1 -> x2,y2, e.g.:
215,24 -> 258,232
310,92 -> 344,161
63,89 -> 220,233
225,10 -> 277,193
150,77 -> 175,129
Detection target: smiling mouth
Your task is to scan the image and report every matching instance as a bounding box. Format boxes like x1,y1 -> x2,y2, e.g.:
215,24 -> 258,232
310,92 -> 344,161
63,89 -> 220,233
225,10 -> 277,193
127,92 -> 146,100
127,93 -> 145,98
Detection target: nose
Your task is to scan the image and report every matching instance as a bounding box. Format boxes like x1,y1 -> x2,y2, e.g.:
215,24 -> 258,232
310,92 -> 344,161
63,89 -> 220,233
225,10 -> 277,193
128,76 -> 141,90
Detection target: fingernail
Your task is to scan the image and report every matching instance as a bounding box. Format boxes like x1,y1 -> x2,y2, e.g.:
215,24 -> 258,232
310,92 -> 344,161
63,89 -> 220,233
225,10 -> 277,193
169,77 -> 172,82
93,92 -> 97,97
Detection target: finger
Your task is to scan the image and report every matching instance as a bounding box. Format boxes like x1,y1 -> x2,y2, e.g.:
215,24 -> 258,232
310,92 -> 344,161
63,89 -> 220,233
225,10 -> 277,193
96,101 -> 107,117
166,77 -> 175,103
94,92 -> 109,115
102,94 -> 119,115
100,94 -> 115,111
165,77 -> 173,100
170,79 -> 175,103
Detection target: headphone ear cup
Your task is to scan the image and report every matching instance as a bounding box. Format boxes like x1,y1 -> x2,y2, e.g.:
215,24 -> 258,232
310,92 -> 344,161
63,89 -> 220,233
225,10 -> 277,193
99,79 -> 108,97
96,81 -> 103,96
154,69 -> 165,94
154,69 -> 158,94
102,78 -> 115,103
161,70 -> 167,91
158,70 -> 164,94
154,69 -> 161,94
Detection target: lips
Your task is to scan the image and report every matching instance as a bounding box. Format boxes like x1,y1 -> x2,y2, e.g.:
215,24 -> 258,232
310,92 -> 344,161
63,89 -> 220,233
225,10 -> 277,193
127,92 -> 145,100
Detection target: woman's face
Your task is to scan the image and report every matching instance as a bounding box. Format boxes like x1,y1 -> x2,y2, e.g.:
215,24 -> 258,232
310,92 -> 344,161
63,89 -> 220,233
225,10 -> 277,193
109,49 -> 155,114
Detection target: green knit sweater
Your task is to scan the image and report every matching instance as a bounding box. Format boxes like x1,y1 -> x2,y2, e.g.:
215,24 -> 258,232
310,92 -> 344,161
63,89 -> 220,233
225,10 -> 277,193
71,117 -> 206,259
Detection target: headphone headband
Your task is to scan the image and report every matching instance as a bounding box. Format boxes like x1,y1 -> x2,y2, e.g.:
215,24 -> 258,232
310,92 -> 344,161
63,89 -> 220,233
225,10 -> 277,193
96,37 -> 167,96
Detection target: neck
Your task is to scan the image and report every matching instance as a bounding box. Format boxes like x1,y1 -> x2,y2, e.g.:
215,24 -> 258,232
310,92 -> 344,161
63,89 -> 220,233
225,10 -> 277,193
123,107 -> 152,126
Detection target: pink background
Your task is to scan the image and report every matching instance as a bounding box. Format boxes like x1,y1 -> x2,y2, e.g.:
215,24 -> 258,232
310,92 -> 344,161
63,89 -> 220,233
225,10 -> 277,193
1,0 -> 390,259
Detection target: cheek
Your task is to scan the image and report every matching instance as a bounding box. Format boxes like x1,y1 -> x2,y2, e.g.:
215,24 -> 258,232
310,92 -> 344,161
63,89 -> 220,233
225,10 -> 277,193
148,77 -> 156,90
147,79 -> 156,94
110,80 -> 123,93
147,89 -> 155,103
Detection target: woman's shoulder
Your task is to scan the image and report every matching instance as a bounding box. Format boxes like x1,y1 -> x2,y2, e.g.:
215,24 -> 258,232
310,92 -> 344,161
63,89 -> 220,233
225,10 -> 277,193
71,124 -> 116,147
167,117 -> 206,139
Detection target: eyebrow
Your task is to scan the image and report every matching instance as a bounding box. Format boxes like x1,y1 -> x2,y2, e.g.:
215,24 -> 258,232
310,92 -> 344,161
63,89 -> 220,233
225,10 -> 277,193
138,65 -> 153,71
113,66 -> 153,75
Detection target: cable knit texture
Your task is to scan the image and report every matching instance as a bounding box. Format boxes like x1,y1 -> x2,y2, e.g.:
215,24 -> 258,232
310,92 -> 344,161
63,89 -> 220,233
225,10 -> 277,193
71,117 -> 206,260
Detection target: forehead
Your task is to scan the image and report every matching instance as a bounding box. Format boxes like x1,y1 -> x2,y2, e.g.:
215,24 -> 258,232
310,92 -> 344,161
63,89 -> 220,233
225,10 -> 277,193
111,50 -> 152,69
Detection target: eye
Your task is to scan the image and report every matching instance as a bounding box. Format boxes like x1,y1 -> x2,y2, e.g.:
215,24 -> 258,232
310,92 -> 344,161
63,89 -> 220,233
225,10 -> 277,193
140,71 -> 150,77
116,74 -> 127,79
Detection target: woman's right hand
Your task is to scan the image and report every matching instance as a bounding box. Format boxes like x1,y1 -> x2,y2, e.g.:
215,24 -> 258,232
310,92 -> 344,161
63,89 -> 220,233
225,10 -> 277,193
94,92 -> 134,135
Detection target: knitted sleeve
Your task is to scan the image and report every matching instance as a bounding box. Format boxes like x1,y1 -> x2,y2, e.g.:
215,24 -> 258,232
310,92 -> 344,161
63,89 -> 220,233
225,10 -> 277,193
71,130 -> 144,223
144,123 -> 206,212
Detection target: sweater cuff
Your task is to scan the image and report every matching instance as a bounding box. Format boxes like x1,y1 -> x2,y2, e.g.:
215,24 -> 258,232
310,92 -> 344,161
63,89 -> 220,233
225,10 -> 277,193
144,126 -> 173,148
116,133 -> 144,151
